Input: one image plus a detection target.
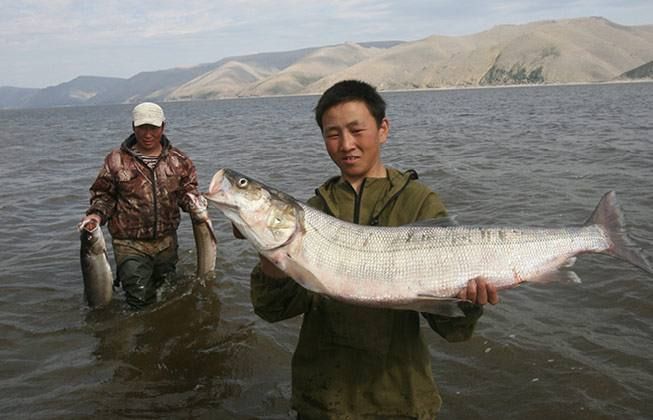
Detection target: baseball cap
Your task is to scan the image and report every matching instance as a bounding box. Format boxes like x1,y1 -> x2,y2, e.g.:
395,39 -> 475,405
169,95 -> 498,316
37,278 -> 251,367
132,102 -> 165,127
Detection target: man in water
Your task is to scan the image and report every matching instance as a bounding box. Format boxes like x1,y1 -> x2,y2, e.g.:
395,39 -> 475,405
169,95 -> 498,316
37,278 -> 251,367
247,80 -> 499,418
81,102 -> 201,308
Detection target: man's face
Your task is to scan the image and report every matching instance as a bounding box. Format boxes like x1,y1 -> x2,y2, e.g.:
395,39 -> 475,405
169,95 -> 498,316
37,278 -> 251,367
133,123 -> 164,154
321,100 -> 389,187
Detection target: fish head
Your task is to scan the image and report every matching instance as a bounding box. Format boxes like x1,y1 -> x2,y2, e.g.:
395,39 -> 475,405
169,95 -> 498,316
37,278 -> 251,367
205,169 -> 301,251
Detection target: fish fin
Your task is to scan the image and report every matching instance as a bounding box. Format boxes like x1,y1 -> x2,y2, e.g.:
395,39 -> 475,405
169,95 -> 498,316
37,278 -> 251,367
530,270 -> 582,285
561,257 -> 576,268
587,191 -> 653,274
406,216 -> 459,228
392,295 -> 468,317
203,219 -> 217,244
275,256 -> 333,296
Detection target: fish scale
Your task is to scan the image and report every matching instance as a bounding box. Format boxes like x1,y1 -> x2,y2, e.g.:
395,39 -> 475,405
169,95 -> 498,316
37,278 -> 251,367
299,204 -> 609,300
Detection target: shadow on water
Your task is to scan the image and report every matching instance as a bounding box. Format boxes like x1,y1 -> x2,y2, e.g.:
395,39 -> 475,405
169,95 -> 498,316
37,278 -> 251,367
82,271 -> 292,419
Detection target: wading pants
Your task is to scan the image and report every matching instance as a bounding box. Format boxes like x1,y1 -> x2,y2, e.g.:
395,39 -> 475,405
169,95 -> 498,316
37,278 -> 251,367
112,234 -> 178,309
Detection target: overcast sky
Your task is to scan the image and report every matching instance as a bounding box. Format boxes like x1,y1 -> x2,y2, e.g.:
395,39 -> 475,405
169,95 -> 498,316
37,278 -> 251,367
2,0 -> 652,88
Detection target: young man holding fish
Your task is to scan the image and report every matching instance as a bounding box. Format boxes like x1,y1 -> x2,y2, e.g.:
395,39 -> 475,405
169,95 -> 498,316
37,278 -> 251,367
249,80 -> 499,418
80,102 -> 205,308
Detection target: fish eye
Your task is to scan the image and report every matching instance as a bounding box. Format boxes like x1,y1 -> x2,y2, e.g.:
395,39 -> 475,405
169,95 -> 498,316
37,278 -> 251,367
237,178 -> 248,188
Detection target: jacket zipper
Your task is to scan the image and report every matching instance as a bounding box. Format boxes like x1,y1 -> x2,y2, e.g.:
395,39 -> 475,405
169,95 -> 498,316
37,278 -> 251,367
352,179 -> 366,225
124,135 -> 166,240
134,153 -> 159,240
370,172 -> 416,226
316,171 -> 415,225
151,169 -> 158,239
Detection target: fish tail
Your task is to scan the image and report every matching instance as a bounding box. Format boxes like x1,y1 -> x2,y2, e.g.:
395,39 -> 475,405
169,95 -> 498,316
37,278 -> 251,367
586,191 -> 653,274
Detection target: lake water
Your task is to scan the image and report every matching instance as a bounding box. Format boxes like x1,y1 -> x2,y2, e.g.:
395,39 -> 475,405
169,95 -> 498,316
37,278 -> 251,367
0,83 -> 651,419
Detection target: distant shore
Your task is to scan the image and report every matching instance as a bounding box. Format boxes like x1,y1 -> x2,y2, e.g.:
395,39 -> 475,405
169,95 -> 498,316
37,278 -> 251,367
170,79 -> 653,102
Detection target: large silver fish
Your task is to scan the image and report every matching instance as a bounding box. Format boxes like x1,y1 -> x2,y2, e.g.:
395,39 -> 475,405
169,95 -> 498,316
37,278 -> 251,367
204,168 -> 652,315
187,193 -> 218,278
79,220 -> 113,307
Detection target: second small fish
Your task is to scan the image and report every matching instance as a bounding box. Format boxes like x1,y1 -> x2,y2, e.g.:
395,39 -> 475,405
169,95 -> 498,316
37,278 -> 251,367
79,220 -> 113,308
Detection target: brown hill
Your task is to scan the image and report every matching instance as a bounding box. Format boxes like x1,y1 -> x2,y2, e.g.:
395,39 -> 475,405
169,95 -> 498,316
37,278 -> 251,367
168,61 -> 274,100
303,17 -> 653,94
239,43 -> 383,97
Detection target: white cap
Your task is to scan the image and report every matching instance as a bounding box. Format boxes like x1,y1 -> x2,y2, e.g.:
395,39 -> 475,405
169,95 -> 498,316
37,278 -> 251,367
132,102 -> 165,127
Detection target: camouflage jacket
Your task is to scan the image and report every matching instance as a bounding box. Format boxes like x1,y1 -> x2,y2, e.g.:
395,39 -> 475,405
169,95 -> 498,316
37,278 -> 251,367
86,134 -> 199,240
251,167 -> 483,419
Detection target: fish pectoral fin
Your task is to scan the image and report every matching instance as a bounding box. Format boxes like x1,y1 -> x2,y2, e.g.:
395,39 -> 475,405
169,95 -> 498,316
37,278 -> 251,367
406,216 -> 459,227
392,295 -> 468,317
561,257 -> 577,268
200,219 -> 218,243
531,270 -> 582,284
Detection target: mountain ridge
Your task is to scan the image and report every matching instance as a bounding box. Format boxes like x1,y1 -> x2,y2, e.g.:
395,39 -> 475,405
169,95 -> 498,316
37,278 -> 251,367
2,17 -> 651,109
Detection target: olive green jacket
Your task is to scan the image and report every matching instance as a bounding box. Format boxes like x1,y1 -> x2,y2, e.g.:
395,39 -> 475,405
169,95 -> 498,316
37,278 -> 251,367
251,167 -> 483,419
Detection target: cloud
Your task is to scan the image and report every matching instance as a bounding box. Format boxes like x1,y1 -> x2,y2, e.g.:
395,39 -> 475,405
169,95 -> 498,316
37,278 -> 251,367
1,1 -> 232,47
1,0 -> 651,87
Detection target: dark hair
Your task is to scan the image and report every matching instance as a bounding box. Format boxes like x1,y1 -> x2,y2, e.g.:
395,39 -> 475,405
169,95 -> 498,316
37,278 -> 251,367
314,80 -> 386,131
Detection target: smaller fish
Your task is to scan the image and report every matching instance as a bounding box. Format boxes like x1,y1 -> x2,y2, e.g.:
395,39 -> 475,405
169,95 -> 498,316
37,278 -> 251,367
188,193 -> 218,277
79,220 -> 113,307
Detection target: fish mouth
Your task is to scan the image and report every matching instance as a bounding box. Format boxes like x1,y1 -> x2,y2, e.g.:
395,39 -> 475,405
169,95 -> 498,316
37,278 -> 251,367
207,169 -> 226,195
204,168 -> 245,216
202,193 -> 239,213
205,169 -> 231,205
